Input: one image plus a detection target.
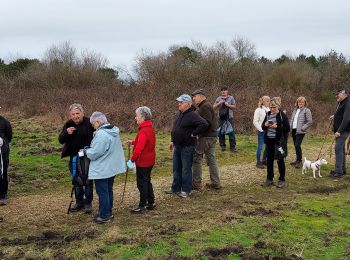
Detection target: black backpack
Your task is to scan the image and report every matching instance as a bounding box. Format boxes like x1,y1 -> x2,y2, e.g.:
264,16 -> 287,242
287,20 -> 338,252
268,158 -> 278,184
71,154 -> 90,186
219,104 -> 229,120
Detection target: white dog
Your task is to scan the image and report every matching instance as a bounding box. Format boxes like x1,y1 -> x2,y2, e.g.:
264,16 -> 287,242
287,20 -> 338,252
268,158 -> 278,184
302,157 -> 328,178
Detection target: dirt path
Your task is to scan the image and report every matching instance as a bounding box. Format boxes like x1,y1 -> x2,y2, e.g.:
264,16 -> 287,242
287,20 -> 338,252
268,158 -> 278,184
0,162 -> 265,234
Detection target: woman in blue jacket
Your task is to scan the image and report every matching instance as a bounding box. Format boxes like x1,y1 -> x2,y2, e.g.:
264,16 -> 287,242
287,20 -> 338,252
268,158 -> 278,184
84,112 -> 126,224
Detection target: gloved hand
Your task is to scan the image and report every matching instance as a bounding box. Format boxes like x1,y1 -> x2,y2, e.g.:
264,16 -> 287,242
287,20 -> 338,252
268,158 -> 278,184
127,160 -> 135,169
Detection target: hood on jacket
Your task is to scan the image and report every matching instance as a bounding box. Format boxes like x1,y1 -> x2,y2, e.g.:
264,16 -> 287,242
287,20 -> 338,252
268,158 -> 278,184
97,123 -> 119,137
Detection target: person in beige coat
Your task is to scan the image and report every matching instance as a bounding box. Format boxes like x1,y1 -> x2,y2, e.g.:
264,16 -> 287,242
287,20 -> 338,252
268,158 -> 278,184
253,96 -> 270,168
289,97 -> 313,168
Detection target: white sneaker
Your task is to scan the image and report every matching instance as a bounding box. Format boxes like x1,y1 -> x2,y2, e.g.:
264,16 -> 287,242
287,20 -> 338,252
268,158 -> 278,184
177,191 -> 189,198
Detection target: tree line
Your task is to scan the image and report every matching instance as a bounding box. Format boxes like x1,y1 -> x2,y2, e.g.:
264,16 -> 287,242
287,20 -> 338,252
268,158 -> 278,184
0,38 -> 349,133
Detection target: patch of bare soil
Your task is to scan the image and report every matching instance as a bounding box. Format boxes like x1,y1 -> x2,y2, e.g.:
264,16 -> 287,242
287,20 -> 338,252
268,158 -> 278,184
306,183 -> 350,194
0,228 -> 100,249
199,243 -> 244,259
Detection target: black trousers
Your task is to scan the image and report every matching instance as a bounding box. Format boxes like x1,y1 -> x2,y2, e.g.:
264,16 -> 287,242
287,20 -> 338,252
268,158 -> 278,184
265,138 -> 286,182
0,152 -> 9,199
218,118 -> 236,150
136,166 -> 155,207
292,129 -> 305,162
68,158 -> 93,205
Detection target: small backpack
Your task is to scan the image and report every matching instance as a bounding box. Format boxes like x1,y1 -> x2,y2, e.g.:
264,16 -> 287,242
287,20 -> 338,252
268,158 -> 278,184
71,154 -> 90,186
219,104 -> 229,120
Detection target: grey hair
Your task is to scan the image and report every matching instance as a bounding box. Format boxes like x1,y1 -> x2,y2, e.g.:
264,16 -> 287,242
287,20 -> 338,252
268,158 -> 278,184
90,112 -> 108,125
69,103 -> 84,113
136,106 -> 152,120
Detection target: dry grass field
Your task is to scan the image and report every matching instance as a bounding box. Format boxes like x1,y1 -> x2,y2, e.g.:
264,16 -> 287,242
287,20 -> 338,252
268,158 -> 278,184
1,116 -> 350,259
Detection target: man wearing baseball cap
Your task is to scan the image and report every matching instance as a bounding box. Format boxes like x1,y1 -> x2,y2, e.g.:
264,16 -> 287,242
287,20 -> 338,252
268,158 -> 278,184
329,88 -> 350,178
164,94 -> 208,198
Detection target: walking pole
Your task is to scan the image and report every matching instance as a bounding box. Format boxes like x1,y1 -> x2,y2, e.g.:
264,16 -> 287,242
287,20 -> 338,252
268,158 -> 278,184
121,143 -> 131,204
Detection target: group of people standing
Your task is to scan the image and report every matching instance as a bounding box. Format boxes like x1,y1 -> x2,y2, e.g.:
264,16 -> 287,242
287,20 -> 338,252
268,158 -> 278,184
58,104 -> 156,223
253,88 -> 350,188
0,86 -> 349,225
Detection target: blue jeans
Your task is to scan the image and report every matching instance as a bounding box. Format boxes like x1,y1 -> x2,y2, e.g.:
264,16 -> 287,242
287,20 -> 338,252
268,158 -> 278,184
172,145 -> 195,193
95,176 -> 115,218
256,131 -> 266,163
334,131 -> 350,175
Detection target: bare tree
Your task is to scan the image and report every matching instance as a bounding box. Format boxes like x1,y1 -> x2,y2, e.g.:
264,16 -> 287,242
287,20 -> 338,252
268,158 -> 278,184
43,41 -> 77,67
231,36 -> 257,61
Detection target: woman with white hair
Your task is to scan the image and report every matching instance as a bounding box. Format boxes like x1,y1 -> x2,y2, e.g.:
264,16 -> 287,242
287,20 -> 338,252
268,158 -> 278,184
127,106 -> 156,213
84,112 -> 126,224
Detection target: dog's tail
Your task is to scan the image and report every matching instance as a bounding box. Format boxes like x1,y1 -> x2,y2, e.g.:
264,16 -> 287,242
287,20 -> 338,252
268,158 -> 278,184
304,157 -> 307,162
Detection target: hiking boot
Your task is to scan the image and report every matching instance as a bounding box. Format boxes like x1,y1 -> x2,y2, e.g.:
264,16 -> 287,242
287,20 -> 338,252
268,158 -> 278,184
93,216 -> 112,224
294,161 -> 302,169
94,213 -> 114,219
261,179 -> 274,187
205,183 -> 222,190
256,162 -> 265,169
164,188 -> 178,194
333,172 -> 344,178
177,191 -> 190,198
0,199 -> 7,206
329,170 -> 336,176
261,160 -> 267,166
146,203 -> 156,210
221,147 -> 226,152
130,206 -> 147,214
230,148 -> 237,153
276,180 -> 286,188
69,203 -> 84,212
84,204 -> 92,214
192,182 -> 202,190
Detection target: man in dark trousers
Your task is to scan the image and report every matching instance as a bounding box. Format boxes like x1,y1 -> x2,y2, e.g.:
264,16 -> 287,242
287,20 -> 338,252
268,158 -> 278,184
329,88 -> 350,178
0,112 -> 12,206
59,103 -> 94,212
191,89 -> 221,190
213,86 -> 237,152
164,94 -> 208,198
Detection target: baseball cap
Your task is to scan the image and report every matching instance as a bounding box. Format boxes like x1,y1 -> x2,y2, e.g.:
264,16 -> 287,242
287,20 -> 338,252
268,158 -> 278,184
335,88 -> 348,95
176,94 -> 192,104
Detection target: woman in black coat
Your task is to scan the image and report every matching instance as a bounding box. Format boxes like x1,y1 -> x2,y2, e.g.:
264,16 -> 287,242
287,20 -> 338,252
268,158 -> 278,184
261,99 -> 290,188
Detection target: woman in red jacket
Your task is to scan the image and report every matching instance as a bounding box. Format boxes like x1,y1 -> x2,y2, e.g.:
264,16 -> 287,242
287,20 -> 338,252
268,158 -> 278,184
127,106 -> 156,213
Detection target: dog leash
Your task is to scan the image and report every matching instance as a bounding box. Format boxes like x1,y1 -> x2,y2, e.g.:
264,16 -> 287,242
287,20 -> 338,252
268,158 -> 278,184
316,119 -> 333,160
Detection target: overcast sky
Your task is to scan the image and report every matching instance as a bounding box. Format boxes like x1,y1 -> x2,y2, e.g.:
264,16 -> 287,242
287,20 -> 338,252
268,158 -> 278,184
1,0 -> 350,73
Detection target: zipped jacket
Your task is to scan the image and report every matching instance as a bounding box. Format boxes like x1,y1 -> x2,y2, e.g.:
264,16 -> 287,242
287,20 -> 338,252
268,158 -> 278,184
130,120 -> 156,167
333,97 -> 350,133
171,106 -> 208,147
